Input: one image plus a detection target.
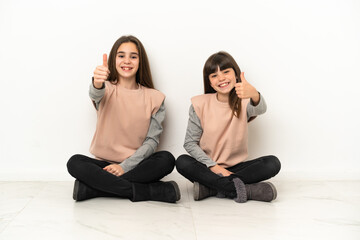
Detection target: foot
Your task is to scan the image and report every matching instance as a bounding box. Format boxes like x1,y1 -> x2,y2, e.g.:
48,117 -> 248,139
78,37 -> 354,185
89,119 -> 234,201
193,182 -> 217,201
146,181 -> 181,203
246,182 -> 277,202
152,181 -> 181,203
73,180 -> 99,201
168,181 -> 181,202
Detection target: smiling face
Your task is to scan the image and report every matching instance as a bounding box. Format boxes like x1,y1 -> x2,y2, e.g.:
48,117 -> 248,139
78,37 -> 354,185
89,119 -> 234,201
115,42 -> 139,82
209,66 -> 237,101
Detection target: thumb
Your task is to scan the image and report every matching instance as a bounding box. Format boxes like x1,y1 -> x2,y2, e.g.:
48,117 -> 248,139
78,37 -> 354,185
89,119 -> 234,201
240,71 -> 247,83
103,54 -> 108,67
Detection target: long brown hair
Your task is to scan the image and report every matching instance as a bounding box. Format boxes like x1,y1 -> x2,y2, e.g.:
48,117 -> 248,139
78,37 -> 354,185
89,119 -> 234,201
107,35 -> 154,88
203,51 -> 241,117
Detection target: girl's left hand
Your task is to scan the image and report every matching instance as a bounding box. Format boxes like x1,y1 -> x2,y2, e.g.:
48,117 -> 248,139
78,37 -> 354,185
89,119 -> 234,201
103,164 -> 124,177
210,164 -> 233,177
235,72 -> 260,104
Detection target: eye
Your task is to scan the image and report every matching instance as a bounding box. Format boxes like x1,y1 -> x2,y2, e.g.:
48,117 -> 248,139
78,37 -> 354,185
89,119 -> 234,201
131,55 -> 138,59
210,74 -> 217,78
118,55 -> 124,58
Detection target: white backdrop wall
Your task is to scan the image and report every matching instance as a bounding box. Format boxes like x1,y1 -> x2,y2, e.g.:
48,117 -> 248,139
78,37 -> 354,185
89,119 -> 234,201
0,0 -> 359,180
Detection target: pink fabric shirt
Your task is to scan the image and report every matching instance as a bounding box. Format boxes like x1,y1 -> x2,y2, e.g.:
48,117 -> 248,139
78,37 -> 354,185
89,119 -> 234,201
90,81 -> 165,163
191,94 -> 250,168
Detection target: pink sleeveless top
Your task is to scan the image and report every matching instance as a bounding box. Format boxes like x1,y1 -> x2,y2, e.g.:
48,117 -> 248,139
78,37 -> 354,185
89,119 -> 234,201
191,94 -> 250,167
90,81 -> 165,163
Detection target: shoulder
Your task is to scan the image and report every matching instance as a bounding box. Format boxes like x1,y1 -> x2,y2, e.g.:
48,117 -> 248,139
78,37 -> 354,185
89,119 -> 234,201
142,86 -> 165,114
190,94 -> 215,119
142,86 -> 165,100
191,94 -> 214,107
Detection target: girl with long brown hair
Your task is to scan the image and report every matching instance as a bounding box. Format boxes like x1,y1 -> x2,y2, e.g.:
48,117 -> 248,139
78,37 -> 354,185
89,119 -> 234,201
176,51 -> 280,203
67,35 -> 180,203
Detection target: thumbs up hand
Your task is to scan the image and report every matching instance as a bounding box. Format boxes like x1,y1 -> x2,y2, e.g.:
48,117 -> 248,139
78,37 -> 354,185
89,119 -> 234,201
93,54 -> 110,89
235,72 -> 260,104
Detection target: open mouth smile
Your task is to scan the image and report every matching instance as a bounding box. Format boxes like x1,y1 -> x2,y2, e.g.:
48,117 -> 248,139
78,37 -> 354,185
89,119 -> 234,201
121,66 -> 133,71
218,82 -> 230,88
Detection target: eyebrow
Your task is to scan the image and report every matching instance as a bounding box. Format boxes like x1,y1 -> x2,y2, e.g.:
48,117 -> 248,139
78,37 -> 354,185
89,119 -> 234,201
117,51 -> 139,55
210,68 -> 231,75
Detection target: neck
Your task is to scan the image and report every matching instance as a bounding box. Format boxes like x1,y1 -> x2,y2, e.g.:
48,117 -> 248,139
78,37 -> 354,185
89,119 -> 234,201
216,92 -> 229,103
118,77 -> 138,90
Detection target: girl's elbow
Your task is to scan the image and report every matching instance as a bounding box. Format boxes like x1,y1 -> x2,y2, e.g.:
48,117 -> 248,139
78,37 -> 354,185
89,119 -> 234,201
183,142 -> 192,152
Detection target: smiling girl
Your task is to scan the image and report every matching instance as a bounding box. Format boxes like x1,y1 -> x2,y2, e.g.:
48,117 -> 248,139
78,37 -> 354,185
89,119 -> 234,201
67,36 -> 180,203
176,51 -> 281,203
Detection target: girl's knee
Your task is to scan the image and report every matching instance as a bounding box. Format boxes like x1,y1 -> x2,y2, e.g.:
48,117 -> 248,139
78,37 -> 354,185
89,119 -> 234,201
266,155 -> 281,176
156,151 -> 175,164
163,151 -> 175,162
175,154 -> 193,171
66,154 -> 84,175
154,151 -> 175,172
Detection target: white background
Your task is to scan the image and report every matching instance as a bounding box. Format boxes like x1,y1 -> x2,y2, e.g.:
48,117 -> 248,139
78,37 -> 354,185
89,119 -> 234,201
0,0 -> 359,180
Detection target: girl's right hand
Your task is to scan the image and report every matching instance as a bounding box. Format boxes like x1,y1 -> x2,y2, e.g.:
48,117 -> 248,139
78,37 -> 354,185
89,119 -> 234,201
209,164 -> 233,177
93,54 -> 110,89
103,164 -> 124,177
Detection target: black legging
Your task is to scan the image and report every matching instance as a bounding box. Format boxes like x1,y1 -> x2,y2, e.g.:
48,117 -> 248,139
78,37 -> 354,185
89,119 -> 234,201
176,154 -> 281,194
67,151 -> 175,199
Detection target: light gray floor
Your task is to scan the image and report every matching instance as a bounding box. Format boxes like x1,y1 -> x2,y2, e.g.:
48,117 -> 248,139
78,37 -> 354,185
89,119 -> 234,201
1,172 -> 359,240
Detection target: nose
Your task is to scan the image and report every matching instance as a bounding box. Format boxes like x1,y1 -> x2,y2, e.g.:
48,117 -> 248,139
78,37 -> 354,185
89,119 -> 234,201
218,72 -> 225,81
124,56 -> 131,64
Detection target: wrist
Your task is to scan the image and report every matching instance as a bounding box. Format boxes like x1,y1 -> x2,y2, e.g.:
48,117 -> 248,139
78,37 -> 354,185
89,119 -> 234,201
118,165 -> 124,174
209,164 -> 218,169
94,83 -> 103,89
210,164 -> 222,173
92,77 -> 104,89
251,91 -> 260,105
209,164 -> 218,172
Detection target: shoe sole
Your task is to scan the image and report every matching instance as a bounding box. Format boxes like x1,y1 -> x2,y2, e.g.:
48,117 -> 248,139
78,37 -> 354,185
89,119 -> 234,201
73,180 -> 80,201
169,181 -> 181,201
193,182 -> 200,201
265,182 -> 277,201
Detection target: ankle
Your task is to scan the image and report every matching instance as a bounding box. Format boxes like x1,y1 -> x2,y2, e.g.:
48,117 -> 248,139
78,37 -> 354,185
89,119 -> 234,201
232,178 -> 247,203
